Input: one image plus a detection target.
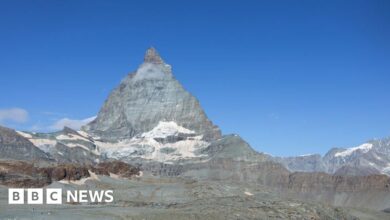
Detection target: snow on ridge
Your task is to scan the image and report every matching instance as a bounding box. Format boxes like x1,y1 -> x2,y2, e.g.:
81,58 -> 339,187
56,133 -> 90,142
19,130 -> 97,155
16,131 -> 33,139
334,143 -> 373,157
140,121 -> 195,139
28,138 -> 57,153
77,130 -> 90,138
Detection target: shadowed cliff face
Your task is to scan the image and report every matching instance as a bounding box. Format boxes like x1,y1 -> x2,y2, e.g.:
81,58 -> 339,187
83,47 -> 221,142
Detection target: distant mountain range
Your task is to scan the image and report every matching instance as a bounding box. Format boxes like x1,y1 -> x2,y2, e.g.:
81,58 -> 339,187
272,138 -> 390,176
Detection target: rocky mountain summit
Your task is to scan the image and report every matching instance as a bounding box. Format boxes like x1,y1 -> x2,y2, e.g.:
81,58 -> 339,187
83,47 -> 221,142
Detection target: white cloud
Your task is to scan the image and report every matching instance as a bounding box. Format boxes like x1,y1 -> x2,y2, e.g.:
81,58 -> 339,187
0,108 -> 29,123
48,116 -> 96,131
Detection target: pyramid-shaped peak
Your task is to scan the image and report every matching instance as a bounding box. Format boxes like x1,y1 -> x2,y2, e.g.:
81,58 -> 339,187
83,47 -> 221,142
144,47 -> 164,64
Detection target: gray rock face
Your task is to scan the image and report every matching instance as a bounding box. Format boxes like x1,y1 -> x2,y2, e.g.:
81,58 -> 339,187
51,142 -> 99,165
334,165 -> 381,176
0,126 -> 50,161
202,134 -> 264,161
271,154 -> 327,173
83,48 -> 221,142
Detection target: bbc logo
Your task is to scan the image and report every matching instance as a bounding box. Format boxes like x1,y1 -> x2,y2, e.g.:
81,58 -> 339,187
9,188 -> 62,204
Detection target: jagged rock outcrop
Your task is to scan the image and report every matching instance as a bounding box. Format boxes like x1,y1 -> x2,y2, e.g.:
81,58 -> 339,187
0,126 -> 50,161
83,47 -> 221,142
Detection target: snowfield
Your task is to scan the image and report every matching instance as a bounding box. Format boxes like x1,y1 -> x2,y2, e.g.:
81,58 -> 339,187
20,121 -> 209,162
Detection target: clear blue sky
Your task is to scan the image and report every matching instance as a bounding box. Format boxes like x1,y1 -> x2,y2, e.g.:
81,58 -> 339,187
0,0 -> 389,156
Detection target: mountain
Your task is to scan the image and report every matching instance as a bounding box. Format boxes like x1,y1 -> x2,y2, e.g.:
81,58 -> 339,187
11,48 -> 222,164
1,48 -> 390,219
274,137 -> 390,176
83,47 -> 221,142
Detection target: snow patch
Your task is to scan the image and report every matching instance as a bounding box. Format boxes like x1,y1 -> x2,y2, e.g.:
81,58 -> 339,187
56,133 -> 90,142
65,143 -> 94,153
16,131 -> 32,139
136,171 -> 143,177
28,138 -> 57,153
25,132 -> 99,155
77,130 -> 90,138
141,121 -> 195,139
109,173 -> 120,179
244,191 -> 253,196
334,143 -> 373,157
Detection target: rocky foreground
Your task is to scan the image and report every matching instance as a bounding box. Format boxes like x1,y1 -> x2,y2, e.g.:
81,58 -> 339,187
0,169 -> 363,220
